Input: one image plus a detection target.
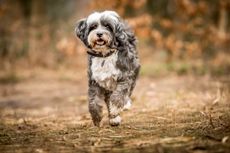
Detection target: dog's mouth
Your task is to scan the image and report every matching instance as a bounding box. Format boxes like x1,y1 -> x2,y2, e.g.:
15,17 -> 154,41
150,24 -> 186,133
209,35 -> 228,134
95,39 -> 106,46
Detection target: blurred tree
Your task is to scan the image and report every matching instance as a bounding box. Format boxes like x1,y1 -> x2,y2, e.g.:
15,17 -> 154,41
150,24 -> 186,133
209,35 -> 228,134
0,0 -> 86,68
0,0 -> 229,71
218,0 -> 229,39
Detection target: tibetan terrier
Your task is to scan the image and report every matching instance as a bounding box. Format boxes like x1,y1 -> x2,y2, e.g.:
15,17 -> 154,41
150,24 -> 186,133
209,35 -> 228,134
75,11 -> 140,126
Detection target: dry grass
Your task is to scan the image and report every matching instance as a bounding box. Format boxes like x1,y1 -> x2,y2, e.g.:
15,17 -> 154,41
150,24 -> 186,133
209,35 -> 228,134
0,69 -> 230,153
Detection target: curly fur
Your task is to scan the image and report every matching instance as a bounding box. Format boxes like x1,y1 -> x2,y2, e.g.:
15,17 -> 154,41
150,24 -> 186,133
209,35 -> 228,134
75,11 -> 140,126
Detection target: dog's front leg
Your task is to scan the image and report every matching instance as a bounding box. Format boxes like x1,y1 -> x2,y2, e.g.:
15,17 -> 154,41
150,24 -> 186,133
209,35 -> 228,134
88,85 -> 104,127
107,81 -> 130,126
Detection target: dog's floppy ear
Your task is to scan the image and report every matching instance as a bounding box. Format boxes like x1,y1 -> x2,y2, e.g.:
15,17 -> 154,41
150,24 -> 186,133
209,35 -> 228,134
115,21 -> 137,71
115,21 -> 136,48
115,22 -> 128,46
75,18 -> 87,42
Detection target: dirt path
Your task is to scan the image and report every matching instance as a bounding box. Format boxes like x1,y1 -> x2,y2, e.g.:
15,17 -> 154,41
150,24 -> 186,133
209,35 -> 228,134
0,71 -> 230,153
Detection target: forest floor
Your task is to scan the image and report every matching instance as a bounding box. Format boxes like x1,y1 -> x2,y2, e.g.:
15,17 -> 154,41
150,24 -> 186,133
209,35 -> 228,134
0,69 -> 230,153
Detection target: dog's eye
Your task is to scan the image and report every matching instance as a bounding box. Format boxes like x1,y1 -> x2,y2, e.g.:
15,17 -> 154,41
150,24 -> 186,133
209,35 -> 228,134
89,24 -> 97,31
105,24 -> 112,31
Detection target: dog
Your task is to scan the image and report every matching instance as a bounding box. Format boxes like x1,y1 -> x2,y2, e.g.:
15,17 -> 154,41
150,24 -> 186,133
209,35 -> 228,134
75,11 -> 140,126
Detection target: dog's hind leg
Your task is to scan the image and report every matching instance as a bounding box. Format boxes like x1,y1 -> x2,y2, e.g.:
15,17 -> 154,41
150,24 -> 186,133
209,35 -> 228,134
123,96 -> 132,110
123,66 -> 140,111
88,85 -> 104,127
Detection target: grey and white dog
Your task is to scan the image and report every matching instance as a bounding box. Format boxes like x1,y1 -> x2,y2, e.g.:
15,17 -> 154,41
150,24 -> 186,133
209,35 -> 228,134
75,11 -> 140,126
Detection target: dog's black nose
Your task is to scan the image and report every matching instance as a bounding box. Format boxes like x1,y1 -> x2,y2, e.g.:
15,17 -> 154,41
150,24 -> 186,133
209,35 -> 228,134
97,32 -> 103,37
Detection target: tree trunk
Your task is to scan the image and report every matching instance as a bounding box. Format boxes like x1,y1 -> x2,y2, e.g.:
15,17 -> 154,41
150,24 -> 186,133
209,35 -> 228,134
218,0 -> 228,39
28,0 -> 46,64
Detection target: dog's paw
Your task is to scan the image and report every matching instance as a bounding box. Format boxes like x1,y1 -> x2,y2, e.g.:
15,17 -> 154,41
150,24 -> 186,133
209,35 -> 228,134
109,116 -> 121,126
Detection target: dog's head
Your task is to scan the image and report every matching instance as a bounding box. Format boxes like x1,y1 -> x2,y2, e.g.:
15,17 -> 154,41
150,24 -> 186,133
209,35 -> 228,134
75,11 -> 130,56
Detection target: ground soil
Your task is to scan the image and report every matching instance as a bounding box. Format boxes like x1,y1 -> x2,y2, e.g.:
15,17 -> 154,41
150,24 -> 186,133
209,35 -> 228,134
0,69 -> 230,153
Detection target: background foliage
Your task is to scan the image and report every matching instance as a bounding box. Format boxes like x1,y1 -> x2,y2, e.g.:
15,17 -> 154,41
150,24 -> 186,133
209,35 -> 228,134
0,0 -> 229,76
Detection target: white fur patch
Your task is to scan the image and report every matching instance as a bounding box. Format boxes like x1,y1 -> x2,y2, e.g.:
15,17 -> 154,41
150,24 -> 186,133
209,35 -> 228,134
87,11 -> 119,25
91,52 -> 120,90
123,97 -> 132,110
87,12 -> 101,25
109,116 -> 121,125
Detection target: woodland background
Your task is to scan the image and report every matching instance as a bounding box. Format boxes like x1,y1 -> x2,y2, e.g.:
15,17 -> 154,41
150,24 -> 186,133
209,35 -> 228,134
0,0 -> 229,77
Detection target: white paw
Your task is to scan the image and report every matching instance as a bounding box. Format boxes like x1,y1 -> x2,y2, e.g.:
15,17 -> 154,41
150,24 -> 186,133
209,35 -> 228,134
109,116 -> 121,126
123,99 -> 132,111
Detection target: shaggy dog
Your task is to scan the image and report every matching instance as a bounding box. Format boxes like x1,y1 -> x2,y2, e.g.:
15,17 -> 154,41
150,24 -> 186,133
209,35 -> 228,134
75,11 -> 140,126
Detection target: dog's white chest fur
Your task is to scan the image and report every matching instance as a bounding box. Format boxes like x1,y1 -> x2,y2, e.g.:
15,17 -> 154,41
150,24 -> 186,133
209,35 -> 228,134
91,52 -> 120,90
